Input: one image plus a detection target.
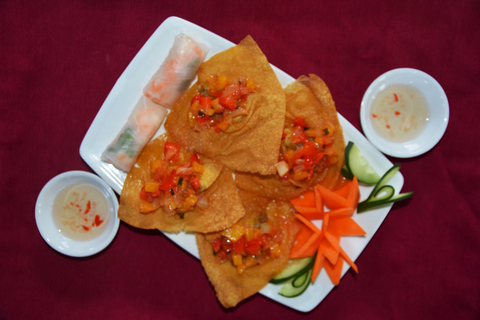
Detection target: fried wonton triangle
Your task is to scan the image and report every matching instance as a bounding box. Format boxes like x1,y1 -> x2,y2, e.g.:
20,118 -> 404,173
235,74 -> 347,200
196,190 -> 301,308
118,134 -> 245,233
164,35 -> 286,175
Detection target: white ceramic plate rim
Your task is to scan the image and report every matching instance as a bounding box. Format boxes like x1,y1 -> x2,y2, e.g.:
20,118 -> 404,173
80,16 -> 403,312
35,171 -> 120,257
360,68 -> 449,158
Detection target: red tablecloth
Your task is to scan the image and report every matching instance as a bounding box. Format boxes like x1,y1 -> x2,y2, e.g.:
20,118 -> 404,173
2,1 -> 479,319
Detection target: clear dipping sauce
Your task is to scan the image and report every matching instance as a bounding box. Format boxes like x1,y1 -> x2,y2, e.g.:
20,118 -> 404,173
370,84 -> 429,143
52,183 -> 110,241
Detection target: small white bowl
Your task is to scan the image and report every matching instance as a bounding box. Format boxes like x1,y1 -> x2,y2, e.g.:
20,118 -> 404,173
35,171 -> 120,257
360,68 -> 449,158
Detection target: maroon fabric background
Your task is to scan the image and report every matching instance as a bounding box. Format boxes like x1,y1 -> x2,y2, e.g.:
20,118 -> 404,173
1,0 -> 479,319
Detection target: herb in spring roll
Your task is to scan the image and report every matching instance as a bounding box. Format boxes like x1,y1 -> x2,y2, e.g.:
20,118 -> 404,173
102,95 -> 168,172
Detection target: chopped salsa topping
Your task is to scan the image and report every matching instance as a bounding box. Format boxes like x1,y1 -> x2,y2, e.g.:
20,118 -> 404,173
211,212 -> 282,275
188,74 -> 254,132
276,117 -> 338,186
139,141 -> 208,218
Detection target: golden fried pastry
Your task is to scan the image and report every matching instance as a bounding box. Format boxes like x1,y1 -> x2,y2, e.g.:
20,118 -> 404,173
235,74 -> 347,200
196,190 -> 301,308
118,133 -> 245,233
164,35 -> 286,175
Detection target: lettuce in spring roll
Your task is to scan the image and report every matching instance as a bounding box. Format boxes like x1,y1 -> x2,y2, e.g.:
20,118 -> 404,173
101,96 -> 167,172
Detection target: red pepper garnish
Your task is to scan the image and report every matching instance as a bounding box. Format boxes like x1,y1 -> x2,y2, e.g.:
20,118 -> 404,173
94,215 -> 104,227
393,93 -> 399,102
84,200 -> 91,214
395,111 -> 401,115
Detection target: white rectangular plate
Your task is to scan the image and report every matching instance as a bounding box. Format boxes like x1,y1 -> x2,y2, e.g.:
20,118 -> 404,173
80,16 -> 403,312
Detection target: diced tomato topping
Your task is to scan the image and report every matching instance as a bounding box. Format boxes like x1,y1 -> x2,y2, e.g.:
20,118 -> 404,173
292,117 -> 306,127
212,238 -> 222,253
199,95 -> 212,109
216,250 -> 229,262
164,142 -> 182,162
190,176 -> 200,191
279,117 -> 338,183
245,238 -> 262,255
232,236 -> 246,253
190,153 -> 200,164
139,187 -> 149,201
189,75 -> 254,132
196,114 -> 211,124
212,225 -> 279,274
219,95 -> 237,111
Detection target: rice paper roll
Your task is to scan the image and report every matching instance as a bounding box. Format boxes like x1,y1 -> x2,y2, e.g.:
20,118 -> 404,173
144,33 -> 209,108
101,95 -> 167,172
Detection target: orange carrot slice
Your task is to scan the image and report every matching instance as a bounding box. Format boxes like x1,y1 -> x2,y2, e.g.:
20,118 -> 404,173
290,190 -> 316,208
314,187 -> 324,214
345,175 -> 360,209
323,211 -> 330,230
289,226 -> 314,257
324,231 -> 341,252
318,238 -> 340,265
340,247 -> 359,273
291,232 -> 322,258
293,237 -> 322,258
311,252 -> 325,283
334,181 -> 351,198
293,213 -> 321,234
315,184 -> 347,209
324,256 -> 344,285
328,207 -> 355,218
328,217 -> 366,237
293,206 -> 323,220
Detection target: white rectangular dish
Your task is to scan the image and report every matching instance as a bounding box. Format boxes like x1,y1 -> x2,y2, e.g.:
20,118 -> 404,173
80,16 -> 402,312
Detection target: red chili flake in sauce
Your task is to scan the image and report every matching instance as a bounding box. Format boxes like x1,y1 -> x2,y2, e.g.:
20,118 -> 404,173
82,226 -> 90,231
94,215 -> 104,227
395,111 -> 401,115
393,93 -> 399,102
386,124 -> 391,129
372,113 -> 378,118
85,200 -> 91,214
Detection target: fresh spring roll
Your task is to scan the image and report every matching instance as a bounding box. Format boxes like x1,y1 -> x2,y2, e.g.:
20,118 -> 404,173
143,33 -> 209,108
101,96 -> 168,172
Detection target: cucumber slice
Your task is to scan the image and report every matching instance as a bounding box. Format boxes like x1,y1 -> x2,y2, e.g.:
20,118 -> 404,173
292,270 -> 309,288
278,269 -> 312,298
357,164 -> 414,213
369,164 -> 401,198
372,185 -> 395,201
270,257 -> 314,284
341,166 -> 354,180
357,191 -> 413,213
345,141 -> 381,184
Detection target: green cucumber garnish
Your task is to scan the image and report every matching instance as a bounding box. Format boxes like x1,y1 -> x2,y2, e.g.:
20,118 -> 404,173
270,256 -> 314,284
344,141 -> 380,184
357,164 -> 413,213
